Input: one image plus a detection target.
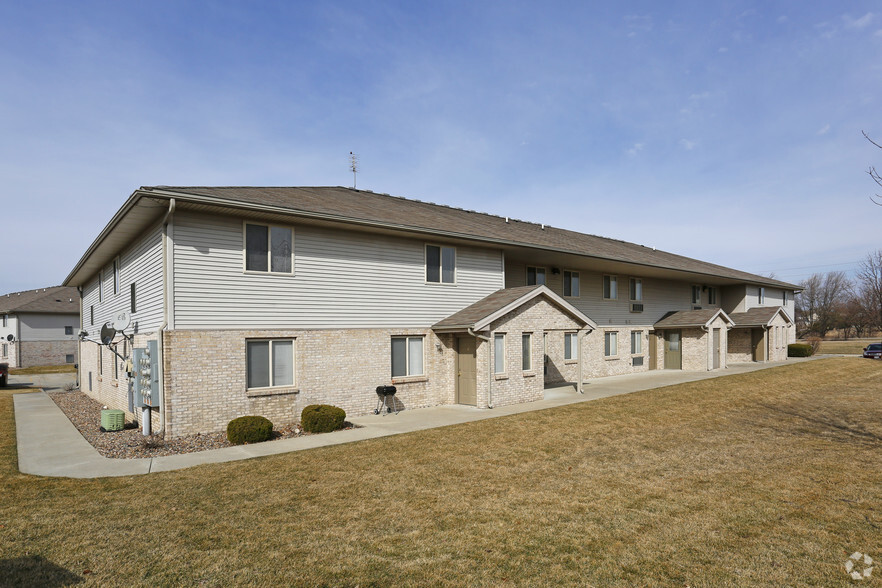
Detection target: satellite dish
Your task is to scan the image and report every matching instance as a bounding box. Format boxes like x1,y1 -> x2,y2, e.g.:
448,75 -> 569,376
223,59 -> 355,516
6,334 -> 13,342
112,311 -> 131,331
100,324 -> 116,346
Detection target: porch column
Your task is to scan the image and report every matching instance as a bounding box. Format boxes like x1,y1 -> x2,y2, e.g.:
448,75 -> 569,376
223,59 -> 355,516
578,328 -> 587,394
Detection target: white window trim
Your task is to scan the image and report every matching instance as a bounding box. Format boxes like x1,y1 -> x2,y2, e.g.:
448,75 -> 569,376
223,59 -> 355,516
603,275 -> 617,300
691,285 -> 701,305
391,335 -> 426,378
494,333 -> 506,374
564,332 -> 579,361
526,266 -> 546,286
246,338 -> 297,390
98,271 -> 103,303
425,244 -> 457,285
522,332 -> 533,372
242,221 -> 295,276
604,331 -> 619,358
563,270 -> 580,298
113,257 -> 120,295
707,286 -> 717,305
758,287 -> 765,305
630,330 -> 643,355
629,277 -> 642,302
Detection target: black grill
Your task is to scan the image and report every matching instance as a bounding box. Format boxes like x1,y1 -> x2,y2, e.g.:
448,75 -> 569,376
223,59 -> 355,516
374,385 -> 399,415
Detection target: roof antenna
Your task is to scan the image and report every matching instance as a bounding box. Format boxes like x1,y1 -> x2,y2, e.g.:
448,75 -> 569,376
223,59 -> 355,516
349,152 -> 359,189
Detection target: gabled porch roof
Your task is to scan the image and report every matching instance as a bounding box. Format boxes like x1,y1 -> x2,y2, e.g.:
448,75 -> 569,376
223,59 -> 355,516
431,285 -> 596,333
654,308 -> 735,329
728,306 -> 794,328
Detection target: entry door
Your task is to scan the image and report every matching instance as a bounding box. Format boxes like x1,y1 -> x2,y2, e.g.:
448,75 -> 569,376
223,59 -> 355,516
648,332 -> 658,370
751,329 -> 765,362
456,336 -> 477,405
664,330 -> 682,369
712,328 -> 721,369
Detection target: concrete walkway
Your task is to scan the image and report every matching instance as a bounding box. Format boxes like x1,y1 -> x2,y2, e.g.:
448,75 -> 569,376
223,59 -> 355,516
13,359 -> 812,478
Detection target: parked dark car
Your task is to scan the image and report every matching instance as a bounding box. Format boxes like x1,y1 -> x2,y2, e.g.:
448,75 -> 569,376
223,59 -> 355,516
0,363 -> 7,386
862,343 -> 882,359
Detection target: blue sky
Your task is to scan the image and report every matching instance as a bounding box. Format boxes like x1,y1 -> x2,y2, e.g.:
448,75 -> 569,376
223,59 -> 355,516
1,1 -> 880,293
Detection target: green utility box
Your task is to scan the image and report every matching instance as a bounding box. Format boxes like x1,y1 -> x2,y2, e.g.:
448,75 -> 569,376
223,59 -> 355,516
101,409 -> 125,432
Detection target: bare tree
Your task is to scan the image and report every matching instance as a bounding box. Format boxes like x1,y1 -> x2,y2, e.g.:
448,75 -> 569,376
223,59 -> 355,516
855,250 -> 882,335
863,131 -> 882,206
796,271 -> 850,337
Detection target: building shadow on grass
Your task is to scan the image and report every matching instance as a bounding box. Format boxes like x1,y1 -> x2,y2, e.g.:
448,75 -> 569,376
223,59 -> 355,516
0,555 -> 84,586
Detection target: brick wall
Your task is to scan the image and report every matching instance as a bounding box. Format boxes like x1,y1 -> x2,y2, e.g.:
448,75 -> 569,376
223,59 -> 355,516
19,340 -> 78,368
161,328 -> 458,439
727,329 -> 753,363
583,327 -> 652,378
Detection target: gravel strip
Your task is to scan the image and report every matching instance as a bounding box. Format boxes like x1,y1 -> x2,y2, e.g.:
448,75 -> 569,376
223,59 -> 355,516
47,390 -> 357,459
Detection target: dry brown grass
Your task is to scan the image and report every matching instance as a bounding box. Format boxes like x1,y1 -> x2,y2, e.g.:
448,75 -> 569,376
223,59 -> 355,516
814,339 -> 882,355
1,358 -> 881,586
8,364 -> 77,375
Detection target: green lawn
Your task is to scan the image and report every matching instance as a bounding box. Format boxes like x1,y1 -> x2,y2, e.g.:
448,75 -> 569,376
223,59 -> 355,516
1,358 -> 880,586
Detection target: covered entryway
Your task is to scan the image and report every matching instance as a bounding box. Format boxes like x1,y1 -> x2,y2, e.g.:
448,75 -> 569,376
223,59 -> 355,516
712,328 -> 721,369
456,336 -> 477,405
751,329 -> 765,362
432,285 -> 595,409
664,330 -> 682,369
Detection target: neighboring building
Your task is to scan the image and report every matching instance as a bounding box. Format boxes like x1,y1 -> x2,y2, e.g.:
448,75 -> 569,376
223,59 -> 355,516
0,286 -> 80,368
63,186 -> 799,438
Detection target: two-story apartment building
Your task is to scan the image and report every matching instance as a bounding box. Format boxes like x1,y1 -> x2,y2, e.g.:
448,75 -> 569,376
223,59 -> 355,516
63,187 -> 798,438
0,286 -> 80,368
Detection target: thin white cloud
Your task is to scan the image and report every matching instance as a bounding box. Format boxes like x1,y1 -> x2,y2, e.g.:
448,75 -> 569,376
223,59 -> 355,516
817,124 -> 831,135
843,12 -> 874,29
627,142 -> 645,156
679,139 -> 697,150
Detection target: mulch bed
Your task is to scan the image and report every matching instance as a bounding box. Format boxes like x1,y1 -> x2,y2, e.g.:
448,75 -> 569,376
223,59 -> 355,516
47,390 -> 357,459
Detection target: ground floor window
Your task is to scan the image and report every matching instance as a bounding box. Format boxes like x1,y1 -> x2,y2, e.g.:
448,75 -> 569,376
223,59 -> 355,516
522,333 -> 532,371
392,336 -> 424,377
66,354 -> 75,363
494,334 -> 506,373
564,332 -> 578,360
605,332 -> 618,357
631,331 -> 642,355
247,339 -> 295,389
1,344 -> 6,358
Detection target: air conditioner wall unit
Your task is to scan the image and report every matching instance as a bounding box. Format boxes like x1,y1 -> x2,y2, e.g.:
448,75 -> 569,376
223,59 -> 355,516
630,303 -> 644,313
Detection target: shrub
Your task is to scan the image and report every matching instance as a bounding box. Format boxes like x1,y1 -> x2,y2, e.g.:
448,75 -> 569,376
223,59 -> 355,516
301,404 -> 346,434
788,343 -> 814,357
227,415 -> 274,445
805,336 -> 822,355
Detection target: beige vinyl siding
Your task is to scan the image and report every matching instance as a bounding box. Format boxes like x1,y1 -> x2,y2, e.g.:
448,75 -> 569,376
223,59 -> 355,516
18,313 -> 80,341
81,223 -> 164,338
506,260 -> 707,325
172,211 -> 505,329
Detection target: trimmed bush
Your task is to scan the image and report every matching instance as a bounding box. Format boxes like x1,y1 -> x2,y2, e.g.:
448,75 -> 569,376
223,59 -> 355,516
227,415 -> 274,445
788,343 -> 814,357
301,404 -> 346,434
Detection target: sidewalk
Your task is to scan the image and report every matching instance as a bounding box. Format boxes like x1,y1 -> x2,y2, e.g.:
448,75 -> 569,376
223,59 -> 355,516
14,359 -> 810,478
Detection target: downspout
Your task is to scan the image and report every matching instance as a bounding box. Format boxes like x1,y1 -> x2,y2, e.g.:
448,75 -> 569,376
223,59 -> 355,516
468,327 -> 493,409
152,198 -> 176,436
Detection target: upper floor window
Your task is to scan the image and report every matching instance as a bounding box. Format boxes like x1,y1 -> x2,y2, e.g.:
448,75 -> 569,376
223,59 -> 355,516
98,271 -> 103,302
629,278 -> 642,302
112,258 -> 120,295
392,335 -> 424,377
692,285 -> 701,305
526,266 -> 546,286
707,287 -> 717,305
563,271 -> 580,297
64,326 -> 74,335
603,275 -> 617,300
783,290 -> 788,304
426,245 -> 455,284
245,223 -> 293,274
758,287 -> 765,305
2,314 -> 6,327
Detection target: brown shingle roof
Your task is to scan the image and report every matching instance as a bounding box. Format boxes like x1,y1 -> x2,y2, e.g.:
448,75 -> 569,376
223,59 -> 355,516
729,307 -> 792,327
141,186 -> 799,290
654,308 -> 733,328
432,285 -> 593,330
0,286 -> 79,315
